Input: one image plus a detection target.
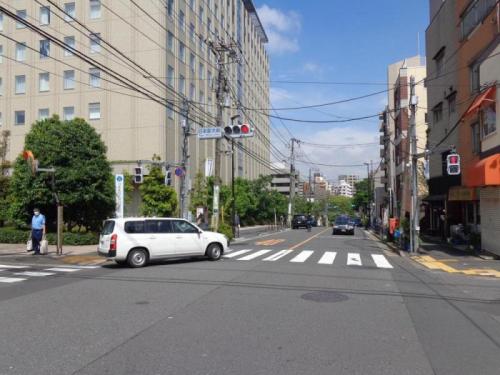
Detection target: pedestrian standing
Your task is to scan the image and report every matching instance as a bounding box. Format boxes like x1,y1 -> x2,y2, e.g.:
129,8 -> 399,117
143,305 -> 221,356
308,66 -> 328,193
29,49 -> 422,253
31,208 -> 46,255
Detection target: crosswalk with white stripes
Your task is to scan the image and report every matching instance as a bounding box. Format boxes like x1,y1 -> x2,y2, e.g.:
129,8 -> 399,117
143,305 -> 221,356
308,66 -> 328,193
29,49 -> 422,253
0,264 -> 98,284
224,249 -> 394,269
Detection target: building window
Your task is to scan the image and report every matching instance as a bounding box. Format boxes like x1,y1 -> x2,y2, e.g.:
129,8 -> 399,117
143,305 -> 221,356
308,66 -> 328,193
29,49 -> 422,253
166,0 -> 174,17
0,45 -> 2,63
199,34 -> 204,52
434,47 -> 445,76
470,62 -> 480,93
207,70 -> 212,87
38,108 -> 50,120
179,10 -> 185,31
89,67 -> 101,87
89,102 -> 101,120
179,42 -> 185,62
0,112 -> 2,126
199,6 -> 204,25
167,65 -> 174,87
64,36 -> 75,56
90,0 -> 101,19
167,31 -> 174,52
16,43 -> 26,61
199,90 -> 204,104
471,122 -> 480,154
447,92 -> 456,115
15,111 -> 25,125
199,63 -> 204,79
167,100 -> 174,119
64,2 -> 75,21
189,0 -> 195,9
0,12 -> 3,31
189,83 -> 195,100
63,70 -> 75,90
432,102 -> 443,123
481,105 -> 496,137
16,10 -> 27,29
90,33 -> 101,53
0,78 -> 3,96
40,39 -> 50,58
189,23 -> 195,42
40,6 -> 50,25
207,18 -> 211,34
63,106 -> 75,121
461,0 -> 497,39
179,75 -> 185,96
189,53 -> 195,72
15,75 -> 26,94
39,72 -> 50,92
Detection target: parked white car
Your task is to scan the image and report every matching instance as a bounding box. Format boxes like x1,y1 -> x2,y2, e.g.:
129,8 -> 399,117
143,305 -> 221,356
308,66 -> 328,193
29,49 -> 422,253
97,217 -> 229,267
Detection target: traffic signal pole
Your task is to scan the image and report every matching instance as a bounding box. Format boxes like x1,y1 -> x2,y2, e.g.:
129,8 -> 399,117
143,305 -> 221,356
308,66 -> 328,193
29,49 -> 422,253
180,99 -> 191,220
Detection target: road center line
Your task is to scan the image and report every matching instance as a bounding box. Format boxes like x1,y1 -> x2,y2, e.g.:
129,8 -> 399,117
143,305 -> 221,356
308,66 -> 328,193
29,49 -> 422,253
289,227 -> 330,250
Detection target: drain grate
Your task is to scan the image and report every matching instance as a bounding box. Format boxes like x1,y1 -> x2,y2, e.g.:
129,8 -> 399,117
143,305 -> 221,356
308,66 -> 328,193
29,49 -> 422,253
301,291 -> 349,303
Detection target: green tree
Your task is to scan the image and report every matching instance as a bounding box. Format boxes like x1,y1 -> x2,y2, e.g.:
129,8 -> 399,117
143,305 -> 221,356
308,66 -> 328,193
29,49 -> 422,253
139,157 -> 178,217
189,172 -> 209,214
352,179 -> 369,210
0,130 -> 11,227
328,195 -> 354,221
8,116 -> 115,231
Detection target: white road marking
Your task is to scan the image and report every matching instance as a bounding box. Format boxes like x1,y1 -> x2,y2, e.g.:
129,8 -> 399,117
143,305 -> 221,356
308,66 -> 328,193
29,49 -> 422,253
371,254 -> 393,269
61,265 -> 101,269
0,264 -> 30,269
44,268 -> 81,273
14,271 -> 56,277
318,251 -> 337,265
263,250 -> 293,261
0,277 -> 26,283
290,250 -> 314,263
237,250 -> 272,260
347,253 -> 362,266
223,249 -> 252,258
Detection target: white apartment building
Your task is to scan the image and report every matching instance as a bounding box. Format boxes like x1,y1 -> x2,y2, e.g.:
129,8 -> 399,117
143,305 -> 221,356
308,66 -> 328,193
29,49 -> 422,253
333,180 -> 353,198
0,0 -> 271,192
338,174 -> 359,193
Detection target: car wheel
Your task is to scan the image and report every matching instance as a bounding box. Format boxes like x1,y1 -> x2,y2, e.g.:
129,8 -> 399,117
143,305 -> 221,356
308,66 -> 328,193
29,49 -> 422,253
207,243 -> 222,261
127,248 -> 148,268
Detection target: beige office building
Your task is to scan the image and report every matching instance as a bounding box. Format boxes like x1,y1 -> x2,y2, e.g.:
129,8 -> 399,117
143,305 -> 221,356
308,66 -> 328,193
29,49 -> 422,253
0,0 -> 271,190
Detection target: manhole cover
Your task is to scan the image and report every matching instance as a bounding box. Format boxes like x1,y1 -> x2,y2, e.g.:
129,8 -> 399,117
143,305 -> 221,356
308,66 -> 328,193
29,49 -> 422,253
301,291 -> 349,303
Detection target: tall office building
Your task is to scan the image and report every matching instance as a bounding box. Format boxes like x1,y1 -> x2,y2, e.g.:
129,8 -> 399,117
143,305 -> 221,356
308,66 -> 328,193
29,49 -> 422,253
0,0 -> 271,191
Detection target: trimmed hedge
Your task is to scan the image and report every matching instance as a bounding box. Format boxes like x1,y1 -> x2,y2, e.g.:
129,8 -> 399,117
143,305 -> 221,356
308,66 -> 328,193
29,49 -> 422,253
0,227 -> 99,246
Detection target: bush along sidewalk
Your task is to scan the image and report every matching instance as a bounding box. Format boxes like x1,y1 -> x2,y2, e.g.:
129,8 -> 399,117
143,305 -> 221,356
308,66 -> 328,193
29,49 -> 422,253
0,227 -> 99,246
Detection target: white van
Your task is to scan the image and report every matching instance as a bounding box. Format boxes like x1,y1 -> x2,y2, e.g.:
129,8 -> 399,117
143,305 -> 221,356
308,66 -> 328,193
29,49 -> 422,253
97,217 -> 229,267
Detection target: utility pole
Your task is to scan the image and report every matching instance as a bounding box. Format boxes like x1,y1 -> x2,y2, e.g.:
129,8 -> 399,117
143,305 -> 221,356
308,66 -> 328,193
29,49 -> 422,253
288,138 -> 297,226
230,114 -> 240,238
208,39 -> 239,231
180,99 -> 190,220
409,76 -> 419,253
308,167 -> 312,203
364,162 -> 370,228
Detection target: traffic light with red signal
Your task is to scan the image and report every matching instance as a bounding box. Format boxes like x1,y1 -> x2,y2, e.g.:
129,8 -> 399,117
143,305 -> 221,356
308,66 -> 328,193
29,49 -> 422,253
223,123 -> 254,138
446,153 -> 461,175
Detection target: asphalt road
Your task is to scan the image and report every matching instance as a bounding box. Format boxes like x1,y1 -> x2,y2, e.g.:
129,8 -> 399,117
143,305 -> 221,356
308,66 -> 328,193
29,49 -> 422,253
0,227 -> 499,375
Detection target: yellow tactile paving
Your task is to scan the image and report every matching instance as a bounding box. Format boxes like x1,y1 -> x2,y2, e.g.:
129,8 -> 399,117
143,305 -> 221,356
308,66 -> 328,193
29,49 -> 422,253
62,255 -> 106,266
411,255 -> 500,278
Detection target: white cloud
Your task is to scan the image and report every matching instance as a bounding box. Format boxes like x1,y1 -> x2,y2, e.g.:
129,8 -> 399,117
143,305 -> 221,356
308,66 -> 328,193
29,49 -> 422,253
303,62 -> 322,74
257,5 -> 301,55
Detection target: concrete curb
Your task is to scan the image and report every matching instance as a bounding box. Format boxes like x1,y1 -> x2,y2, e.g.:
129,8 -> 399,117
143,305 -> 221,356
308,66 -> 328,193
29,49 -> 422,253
364,229 -> 405,257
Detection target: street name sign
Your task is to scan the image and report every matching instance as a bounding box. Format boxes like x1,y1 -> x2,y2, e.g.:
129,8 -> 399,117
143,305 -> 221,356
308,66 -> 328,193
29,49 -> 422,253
198,127 -> 223,139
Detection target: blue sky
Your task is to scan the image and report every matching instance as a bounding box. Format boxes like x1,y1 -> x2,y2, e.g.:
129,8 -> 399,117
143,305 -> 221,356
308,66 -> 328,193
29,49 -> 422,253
254,0 -> 429,180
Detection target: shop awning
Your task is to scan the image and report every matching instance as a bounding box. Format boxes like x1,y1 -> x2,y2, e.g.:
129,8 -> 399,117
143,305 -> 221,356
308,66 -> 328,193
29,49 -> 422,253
465,86 -> 496,117
423,194 -> 447,202
465,153 -> 500,187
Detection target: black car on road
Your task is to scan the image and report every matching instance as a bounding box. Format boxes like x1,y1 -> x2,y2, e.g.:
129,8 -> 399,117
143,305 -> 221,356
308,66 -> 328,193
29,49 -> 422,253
332,215 -> 355,235
292,214 -> 309,229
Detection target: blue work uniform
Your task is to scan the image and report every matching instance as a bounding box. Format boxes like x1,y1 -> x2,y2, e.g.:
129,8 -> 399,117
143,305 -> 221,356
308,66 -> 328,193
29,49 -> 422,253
31,214 -> 46,254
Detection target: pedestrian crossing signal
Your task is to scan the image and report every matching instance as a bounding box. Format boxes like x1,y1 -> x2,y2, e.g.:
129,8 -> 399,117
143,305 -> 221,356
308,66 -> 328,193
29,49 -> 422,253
446,154 -> 460,175
133,166 -> 144,184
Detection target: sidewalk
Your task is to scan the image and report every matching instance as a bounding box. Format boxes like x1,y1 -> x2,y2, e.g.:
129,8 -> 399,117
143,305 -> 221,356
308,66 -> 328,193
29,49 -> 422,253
0,243 -> 105,266
369,229 -> 500,278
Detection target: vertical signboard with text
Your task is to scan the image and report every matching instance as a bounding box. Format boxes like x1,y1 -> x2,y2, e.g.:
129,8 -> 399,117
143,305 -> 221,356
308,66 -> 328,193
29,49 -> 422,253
115,174 -> 124,218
